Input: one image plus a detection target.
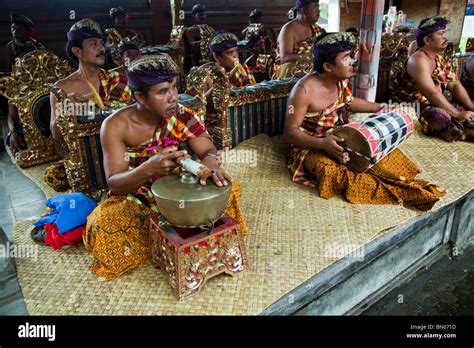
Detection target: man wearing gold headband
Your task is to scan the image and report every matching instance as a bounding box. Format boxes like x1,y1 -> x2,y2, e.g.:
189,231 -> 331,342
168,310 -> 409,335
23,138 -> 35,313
200,30 -> 256,91
284,32 -> 445,211
392,16 -> 474,142
49,18 -> 132,142
44,19 -> 133,192
84,54 -> 247,280
110,37 -> 142,75
273,0 -> 325,79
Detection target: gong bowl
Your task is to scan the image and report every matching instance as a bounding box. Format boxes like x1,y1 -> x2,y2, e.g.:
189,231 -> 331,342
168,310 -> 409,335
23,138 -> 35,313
151,172 -> 231,227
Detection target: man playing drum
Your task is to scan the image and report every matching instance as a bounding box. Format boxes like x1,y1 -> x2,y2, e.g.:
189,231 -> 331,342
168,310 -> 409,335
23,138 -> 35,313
392,16 -> 474,142
284,32 -> 445,211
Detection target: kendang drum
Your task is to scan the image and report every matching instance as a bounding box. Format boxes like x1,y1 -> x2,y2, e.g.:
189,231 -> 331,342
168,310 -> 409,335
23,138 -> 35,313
332,110 -> 413,173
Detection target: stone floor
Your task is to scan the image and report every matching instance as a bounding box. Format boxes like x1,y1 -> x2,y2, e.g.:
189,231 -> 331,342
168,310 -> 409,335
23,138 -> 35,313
0,141 -> 41,315
0,146 -> 47,241
362,245 -> 474,315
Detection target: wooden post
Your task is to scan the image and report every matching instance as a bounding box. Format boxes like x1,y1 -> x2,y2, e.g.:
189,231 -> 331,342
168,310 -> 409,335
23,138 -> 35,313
356,0 -> 384,101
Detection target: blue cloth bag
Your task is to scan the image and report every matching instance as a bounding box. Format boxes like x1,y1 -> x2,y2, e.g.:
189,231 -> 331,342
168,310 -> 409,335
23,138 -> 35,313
34,193 -> 97,234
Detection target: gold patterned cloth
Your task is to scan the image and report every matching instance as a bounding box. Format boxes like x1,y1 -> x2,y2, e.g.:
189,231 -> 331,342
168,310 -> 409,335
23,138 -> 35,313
84,196 -> 152,280
272,23 -> 324,79
43,161 -> 70,192
84,182 -> 247,280
304,149 -> 446,211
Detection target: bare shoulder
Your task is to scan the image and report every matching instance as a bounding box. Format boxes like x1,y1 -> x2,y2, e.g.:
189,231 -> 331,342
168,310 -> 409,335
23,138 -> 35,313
294,74 -> 319,94
102,105 -> 134,134
55,71 -> 80,89
407,51 -> 431,78
408,51 -> 430,67
278,20 -> 295,38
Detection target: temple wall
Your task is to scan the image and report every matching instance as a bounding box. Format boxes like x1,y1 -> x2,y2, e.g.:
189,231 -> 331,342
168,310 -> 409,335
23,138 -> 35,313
340,1 -> 362,32
438,0 -> 468,45
0,0 -> 467,71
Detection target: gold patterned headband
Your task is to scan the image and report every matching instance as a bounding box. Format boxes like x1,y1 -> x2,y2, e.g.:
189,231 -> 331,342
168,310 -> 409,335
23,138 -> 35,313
420,16 -> 449,28
210,32 -> 239,46
68,18 -> 102,35
316,32 -> 356,46
127,54 -> 178,75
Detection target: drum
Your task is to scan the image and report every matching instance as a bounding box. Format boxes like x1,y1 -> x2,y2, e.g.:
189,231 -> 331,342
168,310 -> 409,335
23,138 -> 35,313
332,111 -> 413,173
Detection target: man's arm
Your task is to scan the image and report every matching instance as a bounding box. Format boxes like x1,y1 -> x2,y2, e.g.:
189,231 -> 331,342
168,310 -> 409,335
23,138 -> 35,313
407,55 -> 460,117
49,92 -> 64,141
101,115 -> 185,195
448,81 -> 474,111
185,27 -> 201,52
283,80 -> 347,163
349,97 -> 383,113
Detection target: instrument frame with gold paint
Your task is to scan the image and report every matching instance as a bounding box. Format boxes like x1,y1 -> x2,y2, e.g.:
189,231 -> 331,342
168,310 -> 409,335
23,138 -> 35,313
0,50 -> 72,167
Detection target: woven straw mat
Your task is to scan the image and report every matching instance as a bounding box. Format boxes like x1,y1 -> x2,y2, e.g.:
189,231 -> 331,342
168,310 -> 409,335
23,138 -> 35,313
12,109 -> 474,315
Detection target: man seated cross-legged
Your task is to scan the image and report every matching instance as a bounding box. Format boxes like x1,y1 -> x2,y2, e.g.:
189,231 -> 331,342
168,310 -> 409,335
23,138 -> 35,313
284,32 -> 446,211
392,16 -> 474,142
84,54 -> 247,280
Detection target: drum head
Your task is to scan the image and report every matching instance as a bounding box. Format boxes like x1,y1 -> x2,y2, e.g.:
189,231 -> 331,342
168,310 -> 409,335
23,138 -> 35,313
32,94 -> 51,137
332,126 -> 371,173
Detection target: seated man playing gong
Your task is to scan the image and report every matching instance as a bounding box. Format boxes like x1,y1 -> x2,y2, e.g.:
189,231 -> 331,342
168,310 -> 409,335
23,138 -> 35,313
392,16 -> 474,142
84,54 -> 247,280
284,32 -> 445,211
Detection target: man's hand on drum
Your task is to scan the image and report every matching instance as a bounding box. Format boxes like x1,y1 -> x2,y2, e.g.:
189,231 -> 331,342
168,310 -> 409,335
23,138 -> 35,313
323,135 -> 350,164
146,146 -> 187,177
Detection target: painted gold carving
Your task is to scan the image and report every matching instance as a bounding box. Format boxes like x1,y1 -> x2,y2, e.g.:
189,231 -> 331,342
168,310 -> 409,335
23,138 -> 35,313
199,24 -> 215,62
105,28 -> 123,66
150,216 -> 248,301
186,64 -> 297,149
381,32 -> 408,57
170,25 -> 186,46
243,23 -> 265,40
0,50 -> 72,167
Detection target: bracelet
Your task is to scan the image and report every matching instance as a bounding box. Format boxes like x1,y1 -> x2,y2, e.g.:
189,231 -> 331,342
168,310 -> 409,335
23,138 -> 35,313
202,153 -> 220,162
